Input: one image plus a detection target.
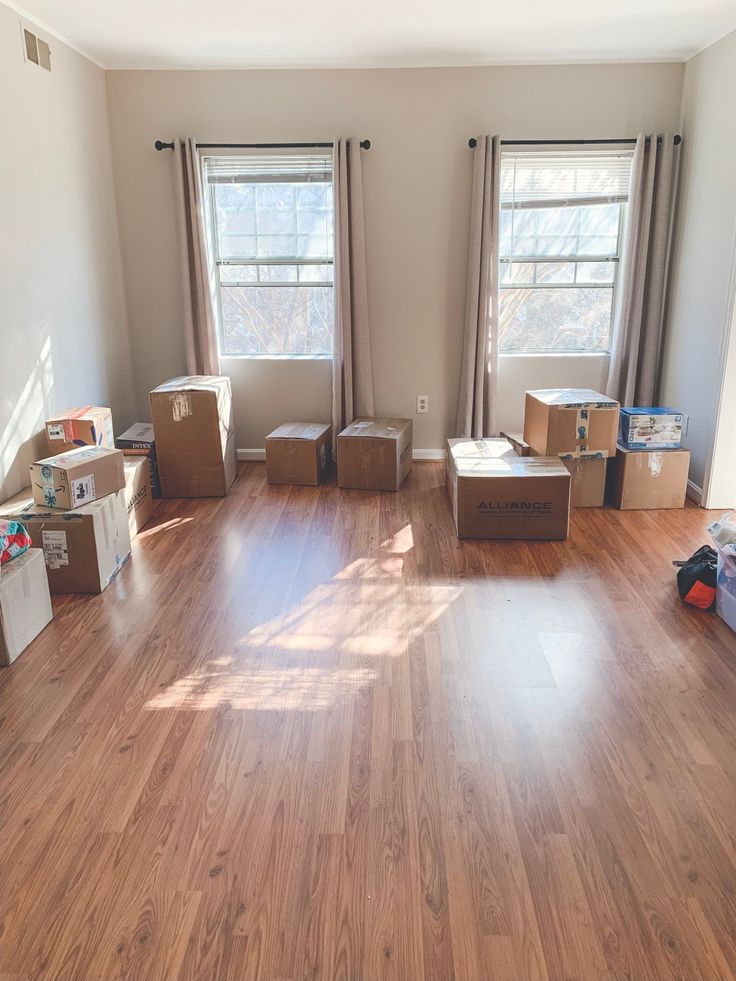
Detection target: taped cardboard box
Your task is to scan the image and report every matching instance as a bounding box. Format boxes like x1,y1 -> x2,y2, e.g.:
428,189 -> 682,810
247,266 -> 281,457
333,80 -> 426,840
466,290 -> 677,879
265,423 -> 332,486
606,446 -> 690,510
44,406 -> 114,456
150,376 -> 237,498
563,457 -> 607,508
115,422 -> 161,497
618,407 -> 684,450
0,489 -> 131,594
123,457 -> 154,537
447,438 -> 571,540
523,389 -> 619,459
30,446 -> 125,510
0,549 -> 53,666
337,418 -> 412,491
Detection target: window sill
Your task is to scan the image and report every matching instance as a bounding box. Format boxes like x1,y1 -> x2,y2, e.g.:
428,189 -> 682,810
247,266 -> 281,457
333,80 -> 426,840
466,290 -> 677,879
220,353 -> 333,362
499,351 -> 610,359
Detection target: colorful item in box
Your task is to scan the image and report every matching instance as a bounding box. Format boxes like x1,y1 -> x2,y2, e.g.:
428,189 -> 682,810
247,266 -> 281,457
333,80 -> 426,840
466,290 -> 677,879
618,407 -> 684,449
0,520 -> 32,565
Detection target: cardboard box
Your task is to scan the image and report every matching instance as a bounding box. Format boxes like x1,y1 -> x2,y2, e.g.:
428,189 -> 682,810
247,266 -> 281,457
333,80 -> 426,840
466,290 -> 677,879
0,489 -> 131,594
30,446 -> 125,510
523,389 -> 619,459
0,549 -> 53,665
115,422 -> 161,497
337,418 -> 412,491
563,457 -> 607,507
499,431 -> 531,456
618,407 -> 684,450
45,406 -> 114,456
265,423 -> 332,486
447,438 -> 571,540
124,457 -> 154,537
149,376 -> 237,498
606,446 -> 690,510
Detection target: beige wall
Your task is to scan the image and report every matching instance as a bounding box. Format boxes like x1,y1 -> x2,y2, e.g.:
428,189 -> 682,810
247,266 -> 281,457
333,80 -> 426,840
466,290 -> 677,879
660,28 -> 736,504
106,63 -> 684,450
0,1 -> 136,500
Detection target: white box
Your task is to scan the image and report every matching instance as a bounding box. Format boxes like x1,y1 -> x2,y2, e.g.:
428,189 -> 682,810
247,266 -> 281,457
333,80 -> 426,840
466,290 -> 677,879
0,549 -> 53,665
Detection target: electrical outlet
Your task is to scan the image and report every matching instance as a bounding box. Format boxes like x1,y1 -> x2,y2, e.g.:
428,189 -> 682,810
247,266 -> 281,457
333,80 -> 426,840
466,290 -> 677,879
416,395 -> 429,414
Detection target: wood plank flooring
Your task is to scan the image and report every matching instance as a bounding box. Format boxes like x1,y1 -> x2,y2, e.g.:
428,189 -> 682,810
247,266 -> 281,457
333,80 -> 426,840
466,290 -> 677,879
2,461 -> 736,980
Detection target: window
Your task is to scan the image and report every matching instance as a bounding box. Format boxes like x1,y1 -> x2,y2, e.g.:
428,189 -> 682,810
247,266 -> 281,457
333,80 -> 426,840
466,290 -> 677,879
205,154 -> 334,357
499,151 -> 632,355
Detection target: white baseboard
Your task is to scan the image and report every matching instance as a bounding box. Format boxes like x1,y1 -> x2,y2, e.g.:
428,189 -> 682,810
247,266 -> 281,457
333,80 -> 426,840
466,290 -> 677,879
686,478 -> 703,506
237,448 -> 447,463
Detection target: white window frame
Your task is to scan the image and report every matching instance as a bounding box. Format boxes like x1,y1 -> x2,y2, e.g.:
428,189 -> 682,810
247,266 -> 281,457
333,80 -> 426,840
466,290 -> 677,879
499,149 -> 633,357
204,152 -> 335,360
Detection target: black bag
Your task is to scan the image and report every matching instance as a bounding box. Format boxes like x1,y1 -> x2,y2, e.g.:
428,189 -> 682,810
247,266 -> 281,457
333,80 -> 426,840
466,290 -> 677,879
673,545 -> 717,610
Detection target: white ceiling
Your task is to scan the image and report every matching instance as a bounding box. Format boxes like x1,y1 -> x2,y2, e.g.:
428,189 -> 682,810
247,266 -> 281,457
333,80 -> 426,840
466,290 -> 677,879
9,0 -> 736,70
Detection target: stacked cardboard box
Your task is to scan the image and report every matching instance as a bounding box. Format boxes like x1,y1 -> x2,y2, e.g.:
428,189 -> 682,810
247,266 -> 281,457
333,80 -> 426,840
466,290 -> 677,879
44,406 -> 114,456
116,422 -> 161,498
523,389 -> 619,507
1,444 -> 131,595
607,407 -> 690,509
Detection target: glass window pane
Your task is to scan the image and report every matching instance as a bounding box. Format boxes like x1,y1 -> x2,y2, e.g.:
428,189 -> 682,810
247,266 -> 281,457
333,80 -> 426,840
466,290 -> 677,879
298,264 -> 333,284
220,285 -> 333,356
576,261 -> 615,284
219,264 -> 258,283
499,287 -> 613,353
502,262 -> 535,284
536,261 -> 575,284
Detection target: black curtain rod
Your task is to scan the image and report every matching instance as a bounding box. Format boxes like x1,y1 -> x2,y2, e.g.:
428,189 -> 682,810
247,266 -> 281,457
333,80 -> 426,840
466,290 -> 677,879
468,135 -> 682,148
154,139 -> 371,151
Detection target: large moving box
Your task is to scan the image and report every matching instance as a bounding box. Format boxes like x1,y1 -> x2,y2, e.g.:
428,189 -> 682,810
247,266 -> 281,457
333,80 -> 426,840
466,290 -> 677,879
150,376 -> 237,498
123,457 -> 154,537
265,423 -> 332,486
116,422 -> 161,497
337,418 -> 412,491
618,407 -> 685,450
563,457 -> 607,508
0,549 -> 53,665
29,447 -> 125,510
524,389 -> 619,459
0,490 -> 131,594
606,447 -> 690,510
447,438 -> 571,540
44,406 -> 114,456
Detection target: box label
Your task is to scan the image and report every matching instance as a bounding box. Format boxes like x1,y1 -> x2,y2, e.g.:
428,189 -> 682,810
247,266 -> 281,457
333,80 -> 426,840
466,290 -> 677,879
47,424 -> 65,441
71,474 -> 96,505
170,392 -> 193,422
42,530 -> 69,569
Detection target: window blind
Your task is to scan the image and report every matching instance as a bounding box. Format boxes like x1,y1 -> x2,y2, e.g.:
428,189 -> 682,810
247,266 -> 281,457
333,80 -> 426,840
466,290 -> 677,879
501,151 -> 634,210
204,154 -> 332,184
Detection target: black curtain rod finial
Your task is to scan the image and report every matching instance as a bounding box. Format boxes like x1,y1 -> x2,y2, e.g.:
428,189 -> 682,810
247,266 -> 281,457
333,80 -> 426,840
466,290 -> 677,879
154,139 -> 175,151
360,139 -> 371,150
468,137 -> 478,148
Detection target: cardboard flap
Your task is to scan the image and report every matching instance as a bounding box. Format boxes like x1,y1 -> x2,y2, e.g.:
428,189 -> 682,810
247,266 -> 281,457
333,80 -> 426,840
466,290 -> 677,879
267,423 -> 331,441
339,418 -> 411,440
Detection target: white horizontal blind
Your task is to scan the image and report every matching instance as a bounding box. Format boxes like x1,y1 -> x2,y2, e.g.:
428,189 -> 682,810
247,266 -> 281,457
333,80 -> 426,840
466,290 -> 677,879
501,151 -> 634,210
204,154 -> 332,184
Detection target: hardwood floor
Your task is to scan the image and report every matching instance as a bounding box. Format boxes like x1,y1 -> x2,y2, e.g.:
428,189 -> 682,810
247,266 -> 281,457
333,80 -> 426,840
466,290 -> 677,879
1,461 -> 736,980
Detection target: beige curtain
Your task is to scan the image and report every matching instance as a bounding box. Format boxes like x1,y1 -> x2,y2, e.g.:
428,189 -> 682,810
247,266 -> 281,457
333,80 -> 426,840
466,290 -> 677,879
456,135 -> 501,438
173,138 -> 220,376
606,133 -> 679,405
332,138 -> 375,440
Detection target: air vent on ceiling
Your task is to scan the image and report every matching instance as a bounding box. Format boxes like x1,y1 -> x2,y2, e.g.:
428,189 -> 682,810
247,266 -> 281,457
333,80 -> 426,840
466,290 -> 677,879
22,27 -> 51,72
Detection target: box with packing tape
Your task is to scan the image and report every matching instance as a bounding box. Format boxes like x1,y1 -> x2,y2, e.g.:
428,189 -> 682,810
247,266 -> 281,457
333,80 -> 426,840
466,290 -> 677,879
123,457 -> 154,537
447,438 -> 571,540
618,407 -> 684,450
0,549 -> 53,666
30,446 -> 125,510
149,376 -> 238,498
562,456 -> 607,508
0,489 -> 131,594
116,422 -> 161,498
337,418 -> 412,491
606,446 -> 690,510
44,406 -> 114,456
523,389 -> 619,459
265,423 -> 332,486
